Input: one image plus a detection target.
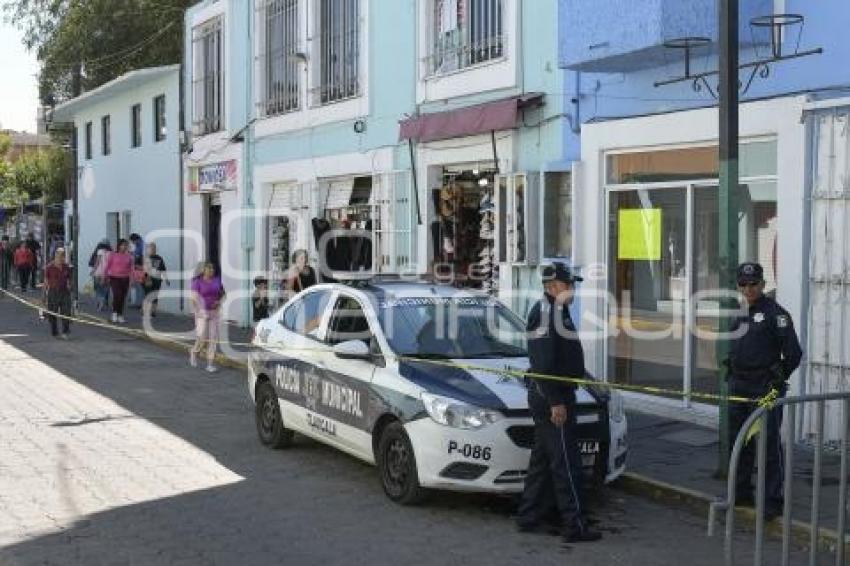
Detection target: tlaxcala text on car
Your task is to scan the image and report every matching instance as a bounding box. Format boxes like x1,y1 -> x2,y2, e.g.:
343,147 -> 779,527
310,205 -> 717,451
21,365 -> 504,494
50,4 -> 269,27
248,280 -> 628,505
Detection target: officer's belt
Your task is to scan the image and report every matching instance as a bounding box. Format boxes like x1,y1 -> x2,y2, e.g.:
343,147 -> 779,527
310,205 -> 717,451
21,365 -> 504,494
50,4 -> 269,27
731,365 -> 772,377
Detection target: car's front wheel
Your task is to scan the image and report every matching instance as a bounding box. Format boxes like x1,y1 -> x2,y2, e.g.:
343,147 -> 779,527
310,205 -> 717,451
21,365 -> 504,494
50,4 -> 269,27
255,381 -> 294,449
377,422 -> 425,505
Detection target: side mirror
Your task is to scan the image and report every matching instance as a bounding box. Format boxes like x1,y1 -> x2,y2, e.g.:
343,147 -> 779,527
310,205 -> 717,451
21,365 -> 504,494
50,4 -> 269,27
333,340 -> 372,361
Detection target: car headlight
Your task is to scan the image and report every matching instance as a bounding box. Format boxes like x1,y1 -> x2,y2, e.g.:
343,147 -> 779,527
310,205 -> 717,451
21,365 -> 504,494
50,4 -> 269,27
421,393 -> 502,430
609,390 -> 625,423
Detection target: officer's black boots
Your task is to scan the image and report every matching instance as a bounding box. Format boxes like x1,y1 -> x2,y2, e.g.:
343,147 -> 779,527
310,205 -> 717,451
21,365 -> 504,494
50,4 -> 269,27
561,527 -> 603,543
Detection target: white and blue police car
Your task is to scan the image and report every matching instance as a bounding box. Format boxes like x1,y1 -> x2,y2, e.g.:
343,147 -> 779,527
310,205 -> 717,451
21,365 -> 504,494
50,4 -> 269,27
248,280 -> 628,504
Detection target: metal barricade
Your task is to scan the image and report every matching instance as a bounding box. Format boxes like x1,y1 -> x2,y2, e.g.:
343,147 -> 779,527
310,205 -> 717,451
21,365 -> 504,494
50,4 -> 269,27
707,392 -> 850,566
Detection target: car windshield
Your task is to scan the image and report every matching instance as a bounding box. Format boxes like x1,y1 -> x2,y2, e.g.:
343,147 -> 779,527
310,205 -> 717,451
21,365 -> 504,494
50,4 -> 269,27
376,296 -> 527,359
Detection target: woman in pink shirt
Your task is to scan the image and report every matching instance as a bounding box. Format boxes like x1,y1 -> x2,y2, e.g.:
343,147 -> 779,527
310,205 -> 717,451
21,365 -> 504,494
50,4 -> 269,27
105,239 -> 134,323
190,261 -> 226,372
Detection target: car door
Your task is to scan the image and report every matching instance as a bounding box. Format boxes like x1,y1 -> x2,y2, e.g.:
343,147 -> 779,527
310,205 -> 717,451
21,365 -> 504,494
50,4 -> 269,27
265,289 -> 334,438
314,292 -> 381,460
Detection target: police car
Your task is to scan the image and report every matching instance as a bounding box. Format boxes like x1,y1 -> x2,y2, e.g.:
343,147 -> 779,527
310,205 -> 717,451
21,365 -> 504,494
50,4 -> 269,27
248,280 -> 628,504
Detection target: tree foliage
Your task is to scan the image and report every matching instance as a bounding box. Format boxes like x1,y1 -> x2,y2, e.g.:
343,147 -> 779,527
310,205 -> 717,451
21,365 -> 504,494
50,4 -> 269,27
3,0 -> 193,104
0,132 -> 68,208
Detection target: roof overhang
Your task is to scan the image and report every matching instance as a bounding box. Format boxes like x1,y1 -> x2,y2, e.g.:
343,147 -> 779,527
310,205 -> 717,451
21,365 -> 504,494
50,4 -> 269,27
50,64 -> 180,123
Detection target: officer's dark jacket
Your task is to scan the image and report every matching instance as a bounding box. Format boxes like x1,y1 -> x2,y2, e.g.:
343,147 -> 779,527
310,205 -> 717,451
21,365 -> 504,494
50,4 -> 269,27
526,293 -> 585,408
729,295 -> 803,380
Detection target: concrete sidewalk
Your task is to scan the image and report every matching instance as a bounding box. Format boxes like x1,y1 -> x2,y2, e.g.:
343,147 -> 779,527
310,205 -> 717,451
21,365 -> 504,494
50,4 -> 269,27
622,409 -> 848,553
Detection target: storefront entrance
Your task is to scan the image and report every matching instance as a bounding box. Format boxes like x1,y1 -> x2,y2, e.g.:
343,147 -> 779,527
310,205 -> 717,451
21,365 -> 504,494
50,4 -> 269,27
605,141 -> 778,405
431,165 -> 498,293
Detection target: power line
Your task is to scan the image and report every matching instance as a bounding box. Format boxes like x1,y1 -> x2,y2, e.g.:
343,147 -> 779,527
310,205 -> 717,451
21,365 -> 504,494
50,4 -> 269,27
76,21 -> 177,70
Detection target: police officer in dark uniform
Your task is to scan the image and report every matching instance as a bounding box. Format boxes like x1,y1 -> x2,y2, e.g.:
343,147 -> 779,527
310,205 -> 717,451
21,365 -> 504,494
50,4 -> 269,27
728,262 -> 802,520
516,263 -> 602,543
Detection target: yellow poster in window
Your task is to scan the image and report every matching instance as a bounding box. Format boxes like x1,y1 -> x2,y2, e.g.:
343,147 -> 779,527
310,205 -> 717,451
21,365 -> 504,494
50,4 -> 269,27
618,208 -> 662,261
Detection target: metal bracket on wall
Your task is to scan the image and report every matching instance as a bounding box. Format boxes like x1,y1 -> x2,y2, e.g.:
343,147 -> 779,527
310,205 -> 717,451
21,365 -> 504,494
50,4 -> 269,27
654,14 -> 823,100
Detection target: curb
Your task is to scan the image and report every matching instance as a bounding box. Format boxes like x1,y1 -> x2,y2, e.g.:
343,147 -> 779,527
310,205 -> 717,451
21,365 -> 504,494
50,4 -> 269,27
71,310 -> 249,372
616,472 -> 848,556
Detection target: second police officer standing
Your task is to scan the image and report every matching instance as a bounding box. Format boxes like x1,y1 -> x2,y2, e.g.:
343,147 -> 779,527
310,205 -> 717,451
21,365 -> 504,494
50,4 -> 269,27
516,263 -> 602,543
728,262 -> 802,520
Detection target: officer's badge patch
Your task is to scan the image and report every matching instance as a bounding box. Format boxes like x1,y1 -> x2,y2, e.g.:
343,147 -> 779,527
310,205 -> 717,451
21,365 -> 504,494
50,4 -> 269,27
753,312 -> 765,323
777,315 -> 789,328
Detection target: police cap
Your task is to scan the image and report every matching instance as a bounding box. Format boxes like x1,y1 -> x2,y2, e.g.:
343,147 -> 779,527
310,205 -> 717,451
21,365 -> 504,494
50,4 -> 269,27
542,262 -> 583,284
736,262 -> 764,285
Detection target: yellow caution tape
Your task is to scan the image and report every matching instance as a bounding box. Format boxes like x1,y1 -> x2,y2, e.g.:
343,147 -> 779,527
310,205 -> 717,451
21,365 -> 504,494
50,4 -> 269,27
0,287 -> 775,406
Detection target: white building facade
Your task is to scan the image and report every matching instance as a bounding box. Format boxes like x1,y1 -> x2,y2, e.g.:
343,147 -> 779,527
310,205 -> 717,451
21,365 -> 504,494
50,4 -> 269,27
52,66 -> 183,313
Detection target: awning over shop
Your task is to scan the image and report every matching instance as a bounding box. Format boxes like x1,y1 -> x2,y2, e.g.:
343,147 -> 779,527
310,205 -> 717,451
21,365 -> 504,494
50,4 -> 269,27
399,93 -> 544,143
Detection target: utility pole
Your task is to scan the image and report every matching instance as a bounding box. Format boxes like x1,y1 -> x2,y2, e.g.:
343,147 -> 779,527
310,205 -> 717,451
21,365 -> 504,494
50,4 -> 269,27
717,0 -> 739,475
71,63 -> 82,304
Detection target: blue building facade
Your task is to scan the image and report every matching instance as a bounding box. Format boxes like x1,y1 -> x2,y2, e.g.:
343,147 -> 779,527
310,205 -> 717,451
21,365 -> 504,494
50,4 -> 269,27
559,0 -> 850,431
183,0 -> 572,323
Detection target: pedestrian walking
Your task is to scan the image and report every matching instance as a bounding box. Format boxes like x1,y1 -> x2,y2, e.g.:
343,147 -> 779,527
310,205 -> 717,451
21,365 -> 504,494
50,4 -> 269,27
252,276 -> 270,323
142,243 -> 169,318
14,242 -> 34,293
105,239 -> 134,324
284,249 -> 316,297
0,235 -> 13,290
44,248 -> 73,339
128,233 -> 145,308
190,262 -> 225,373
516,262 -> 601,544
24,232 -> 41,290
89,239 -> 112,311
728,262 -> 802,521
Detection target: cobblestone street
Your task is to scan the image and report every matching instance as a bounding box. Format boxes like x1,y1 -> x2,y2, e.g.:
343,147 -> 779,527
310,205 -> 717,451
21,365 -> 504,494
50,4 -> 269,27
0,296 -> 806,566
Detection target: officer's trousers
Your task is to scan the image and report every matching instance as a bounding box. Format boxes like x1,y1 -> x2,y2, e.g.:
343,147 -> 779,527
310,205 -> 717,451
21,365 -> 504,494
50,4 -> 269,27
729,383 -> 784,508
517,407 -> 585,532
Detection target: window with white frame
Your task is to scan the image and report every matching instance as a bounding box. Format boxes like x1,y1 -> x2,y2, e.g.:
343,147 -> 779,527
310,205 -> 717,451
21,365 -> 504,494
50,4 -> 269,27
192,17 -> 224,135
426,0 -> 504,76
313,0 -> 360,105
258,0 -> 300,117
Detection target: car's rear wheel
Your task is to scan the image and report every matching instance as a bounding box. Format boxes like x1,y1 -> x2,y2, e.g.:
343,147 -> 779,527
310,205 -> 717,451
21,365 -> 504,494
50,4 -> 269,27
377,422 -> 425,505
255,381 -> 294,449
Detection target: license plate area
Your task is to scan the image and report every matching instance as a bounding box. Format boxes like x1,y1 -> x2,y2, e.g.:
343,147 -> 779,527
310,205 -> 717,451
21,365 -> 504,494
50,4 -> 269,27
579,440 -> 600,467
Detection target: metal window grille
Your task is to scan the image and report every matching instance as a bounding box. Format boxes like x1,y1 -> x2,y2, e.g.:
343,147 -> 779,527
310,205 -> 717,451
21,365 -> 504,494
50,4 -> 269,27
192,17 -> 224,135
373,171 -> 417,274
154,95 -> 167,142
131,104 -> 142,148
426,0 -> 504,76
313,0 -> 360,106
101,115 -> 111,156
258,0 -> 300,117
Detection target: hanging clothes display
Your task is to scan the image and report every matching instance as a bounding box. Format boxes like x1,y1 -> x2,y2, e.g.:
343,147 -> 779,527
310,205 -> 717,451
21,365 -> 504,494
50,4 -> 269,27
432,167 -> 499,294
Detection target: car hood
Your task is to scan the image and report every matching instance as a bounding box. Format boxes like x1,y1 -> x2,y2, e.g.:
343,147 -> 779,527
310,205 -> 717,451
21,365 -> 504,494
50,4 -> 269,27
397,356 -> 597,411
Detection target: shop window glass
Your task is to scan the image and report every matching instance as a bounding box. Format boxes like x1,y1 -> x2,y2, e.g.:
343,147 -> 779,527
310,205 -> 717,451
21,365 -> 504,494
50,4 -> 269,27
606,141 -> 777,184
690,181 -> 777,398
543,171 -> 572,258
608,188 -> 688,398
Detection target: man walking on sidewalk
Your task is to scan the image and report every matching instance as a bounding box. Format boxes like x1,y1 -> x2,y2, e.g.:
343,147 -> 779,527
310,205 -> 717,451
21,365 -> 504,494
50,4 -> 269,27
728,262 -> 803,520
516,263 -> 601,544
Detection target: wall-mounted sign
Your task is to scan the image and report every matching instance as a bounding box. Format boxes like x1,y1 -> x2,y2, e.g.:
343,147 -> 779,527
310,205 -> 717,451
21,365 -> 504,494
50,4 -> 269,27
188,160 -> 238,193
618,208 -> 662,261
